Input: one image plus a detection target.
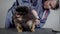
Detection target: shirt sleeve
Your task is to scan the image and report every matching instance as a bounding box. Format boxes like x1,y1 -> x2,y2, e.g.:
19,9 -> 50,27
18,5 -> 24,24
5,2 -> 18,28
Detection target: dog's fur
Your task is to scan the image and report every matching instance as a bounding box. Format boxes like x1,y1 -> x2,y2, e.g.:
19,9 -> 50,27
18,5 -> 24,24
12,6 -> 36,32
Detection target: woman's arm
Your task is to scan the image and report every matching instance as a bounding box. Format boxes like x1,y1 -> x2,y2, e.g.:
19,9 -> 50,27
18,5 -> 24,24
32,9 -> 40,25
32,10 -> 39,19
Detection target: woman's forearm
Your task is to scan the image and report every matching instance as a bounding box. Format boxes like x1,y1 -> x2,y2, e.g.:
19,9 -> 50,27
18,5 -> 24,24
32,9 -> 40,25
32,10 -> 39,19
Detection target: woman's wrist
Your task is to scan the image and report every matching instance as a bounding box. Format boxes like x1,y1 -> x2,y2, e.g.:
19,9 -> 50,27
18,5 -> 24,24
36,16 -> 40,20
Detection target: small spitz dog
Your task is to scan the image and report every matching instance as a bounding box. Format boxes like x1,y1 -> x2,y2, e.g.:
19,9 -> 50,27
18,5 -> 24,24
12,6 -> 36,32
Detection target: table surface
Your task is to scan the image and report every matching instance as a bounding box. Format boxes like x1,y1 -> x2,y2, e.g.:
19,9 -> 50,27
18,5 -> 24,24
0,28 -> 56,34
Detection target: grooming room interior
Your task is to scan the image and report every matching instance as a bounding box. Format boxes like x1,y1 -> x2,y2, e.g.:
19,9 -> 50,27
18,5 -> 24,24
0,0 -> 60,34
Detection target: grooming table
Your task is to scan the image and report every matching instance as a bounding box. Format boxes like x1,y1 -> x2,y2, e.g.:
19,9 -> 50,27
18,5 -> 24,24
0,28 -> 56,34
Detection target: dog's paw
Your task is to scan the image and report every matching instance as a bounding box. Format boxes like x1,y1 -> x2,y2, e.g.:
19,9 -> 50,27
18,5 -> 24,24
18,30 -> 22,32
31,29 -> 35,32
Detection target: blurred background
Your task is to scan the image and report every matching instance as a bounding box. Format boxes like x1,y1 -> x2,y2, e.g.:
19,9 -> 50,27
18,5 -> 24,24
0,0 -> 60,31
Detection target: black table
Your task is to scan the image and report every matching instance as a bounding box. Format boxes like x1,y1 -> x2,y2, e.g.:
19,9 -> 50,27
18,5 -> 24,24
0,28 -> 56,34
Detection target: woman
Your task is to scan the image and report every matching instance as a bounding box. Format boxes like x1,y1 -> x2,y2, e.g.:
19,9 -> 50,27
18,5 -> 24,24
5,0 -> 59,28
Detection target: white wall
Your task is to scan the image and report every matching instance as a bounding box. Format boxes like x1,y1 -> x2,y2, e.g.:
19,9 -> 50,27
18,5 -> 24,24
0,0 -> 15,28
0,0 -> 60,31
43,9 -> 60,31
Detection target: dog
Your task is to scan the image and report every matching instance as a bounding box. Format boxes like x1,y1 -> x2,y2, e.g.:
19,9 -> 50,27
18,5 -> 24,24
12,6 -> 37,32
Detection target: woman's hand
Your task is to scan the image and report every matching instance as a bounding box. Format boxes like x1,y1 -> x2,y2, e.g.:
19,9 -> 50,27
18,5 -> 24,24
44,0 -> 51,9
35,18 -> 40,25
50,0 -> 58,9
44,0 -> 58,9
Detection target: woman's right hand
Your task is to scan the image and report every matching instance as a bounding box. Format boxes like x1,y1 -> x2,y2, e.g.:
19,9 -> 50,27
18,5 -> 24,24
44,0 -> 51,9
44,0 -> 58,9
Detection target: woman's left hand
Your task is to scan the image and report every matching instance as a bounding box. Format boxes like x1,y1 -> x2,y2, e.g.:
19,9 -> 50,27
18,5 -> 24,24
35,19 -> 40,25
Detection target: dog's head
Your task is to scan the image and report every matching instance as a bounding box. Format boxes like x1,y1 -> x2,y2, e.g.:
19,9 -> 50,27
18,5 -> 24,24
14,6 -> 34,20
15,6 -> 35,19
15,6 -> 31,16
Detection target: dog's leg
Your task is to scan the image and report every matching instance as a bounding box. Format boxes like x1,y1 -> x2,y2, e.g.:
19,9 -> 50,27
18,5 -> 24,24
16,23 -> 23,32
27,20 -> 35,32
31,22 -> 35,32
